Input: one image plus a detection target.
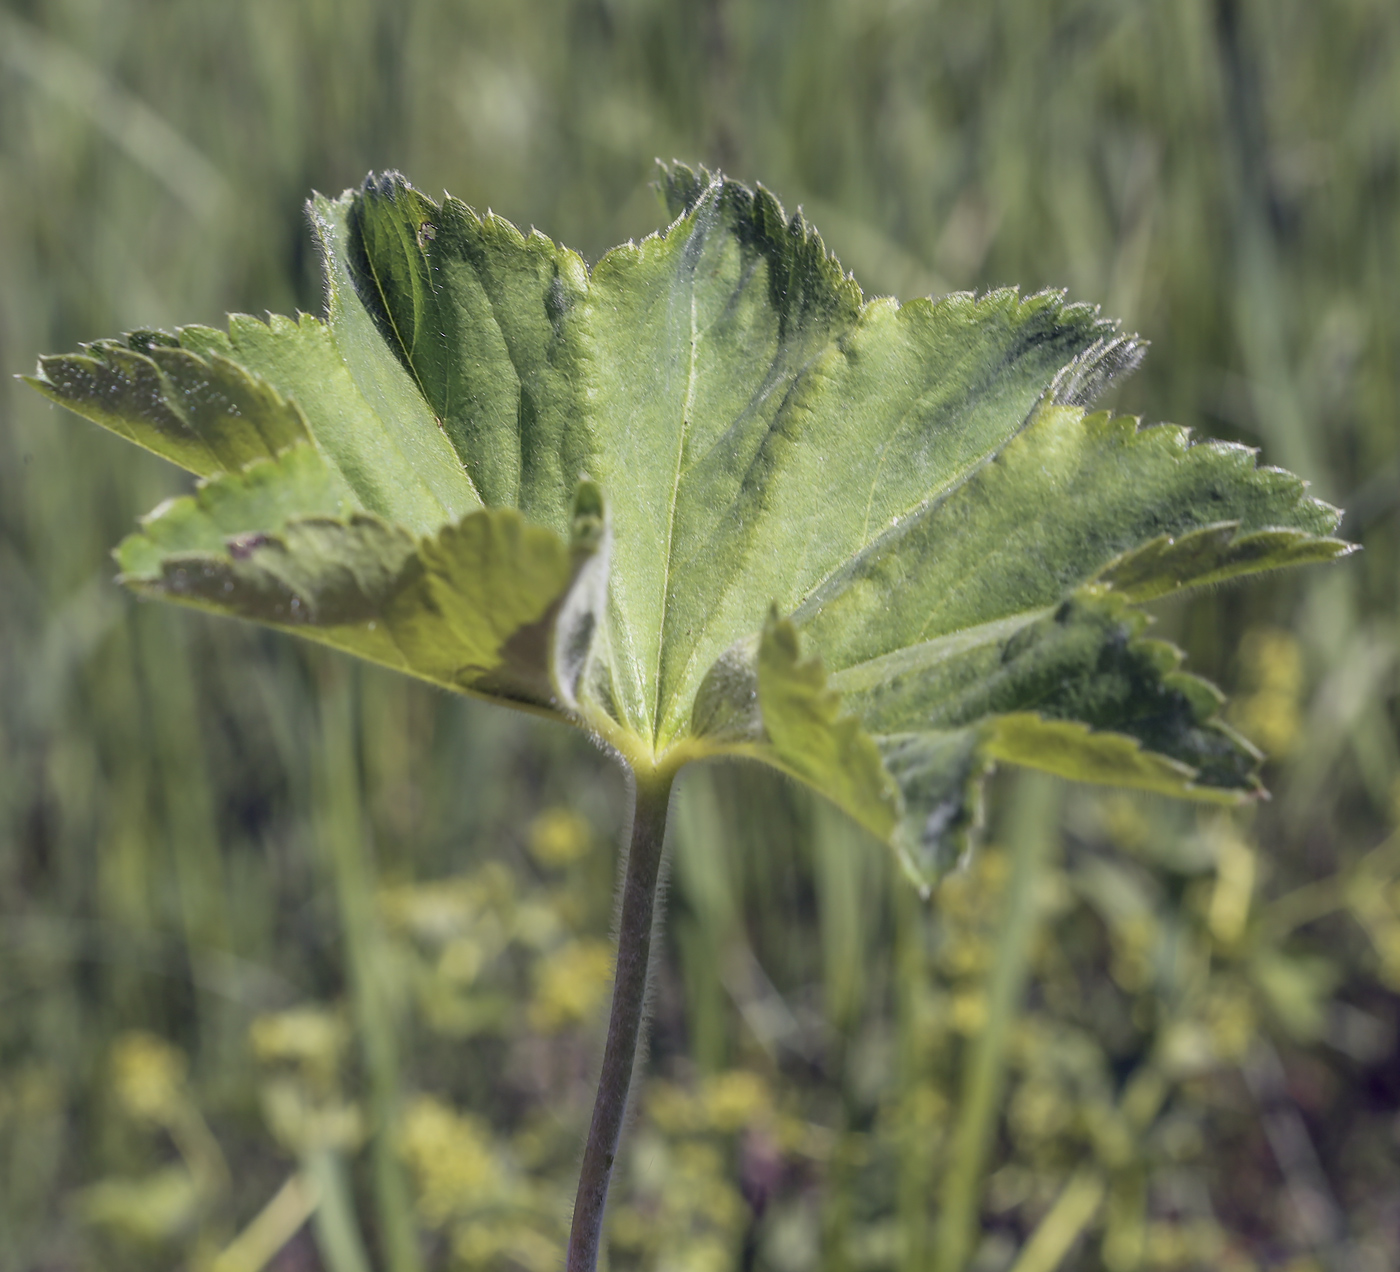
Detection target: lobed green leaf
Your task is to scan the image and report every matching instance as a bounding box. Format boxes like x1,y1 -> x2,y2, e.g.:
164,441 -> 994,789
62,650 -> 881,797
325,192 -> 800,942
118,449 -> 606,713
29,163 -> 1354,885
28,333 -> 310,476
754,611 -> 900,845
795,405 -> 1350,674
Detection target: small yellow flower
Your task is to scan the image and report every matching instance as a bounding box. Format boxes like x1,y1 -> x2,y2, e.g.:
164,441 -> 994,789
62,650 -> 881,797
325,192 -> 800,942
701,1070 -> 770,1133
1228,628 -> 1304,759
528,939 -> 613,1032
249,1008 -> 348,1088
398,1096 -> 501,1228
111,1032 -> 187,1125
951,990 -> 987,1034
527,808 -> 592,868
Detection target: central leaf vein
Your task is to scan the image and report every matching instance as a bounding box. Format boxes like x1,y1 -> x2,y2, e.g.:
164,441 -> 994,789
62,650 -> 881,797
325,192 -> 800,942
652,271 -> 702,740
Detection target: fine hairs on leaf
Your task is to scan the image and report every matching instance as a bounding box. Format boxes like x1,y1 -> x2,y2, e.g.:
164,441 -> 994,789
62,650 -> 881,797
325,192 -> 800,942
27,162 -> 1353,1270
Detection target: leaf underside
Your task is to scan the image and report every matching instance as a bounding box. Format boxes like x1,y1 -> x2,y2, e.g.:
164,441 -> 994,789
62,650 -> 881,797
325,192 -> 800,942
29,163 -> 1352,885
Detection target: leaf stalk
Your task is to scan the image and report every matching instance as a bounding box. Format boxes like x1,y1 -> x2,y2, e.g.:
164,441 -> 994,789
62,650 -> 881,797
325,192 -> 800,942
567,768 -> 675,1272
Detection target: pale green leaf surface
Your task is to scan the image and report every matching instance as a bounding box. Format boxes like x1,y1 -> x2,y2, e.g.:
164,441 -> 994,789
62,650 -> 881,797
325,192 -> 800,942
795,405 -> 1350,673
309,193 -> 482,524
1094,521 -> 1349,602
694,588 -> 1263,883
115,443 -> 353,579
29,333 -> 310,476
28,315 -> 468,537
877,709 -> 1249,885
339,167 -> 1134,746
30,164 -> 1352,883
217,313 -> 474,535
753,612 -> 899,845
116,447 -> 603,712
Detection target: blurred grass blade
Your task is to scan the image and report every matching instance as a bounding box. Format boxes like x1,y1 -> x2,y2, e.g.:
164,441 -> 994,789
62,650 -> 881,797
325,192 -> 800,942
304,1148 -> 372,1272
935,772 -> 1062,1272
894,876 -> 933,1272
210,1171 -> 319,1272
313,672 -> 421,1272
0,11 -> 230,219
1007,1170 -> 1105,1272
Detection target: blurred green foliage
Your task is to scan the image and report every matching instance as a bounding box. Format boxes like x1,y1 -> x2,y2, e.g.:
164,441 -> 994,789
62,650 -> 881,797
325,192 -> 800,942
2,1 -> 1398,1269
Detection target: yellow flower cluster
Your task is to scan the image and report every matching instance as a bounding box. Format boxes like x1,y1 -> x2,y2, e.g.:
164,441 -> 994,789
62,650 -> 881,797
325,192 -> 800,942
111,1031 -> 188,1124
398,1096 -> 563,1270
249,1007 -> 348,1090
1228,627 -> 1305,759
527,808 -> 593,868
398,1096 -> 506,1228
528,938 -> 614,1032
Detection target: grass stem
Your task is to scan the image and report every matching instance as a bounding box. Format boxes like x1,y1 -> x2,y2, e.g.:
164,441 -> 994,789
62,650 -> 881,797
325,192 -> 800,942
315,670 -> 421,1272
934,772 -> 1062,1272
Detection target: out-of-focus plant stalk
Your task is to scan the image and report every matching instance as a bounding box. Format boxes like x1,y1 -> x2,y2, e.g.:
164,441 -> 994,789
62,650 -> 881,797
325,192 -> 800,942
305,1148 -> 373,1272
209,1171 -> 319,1272
935,772 -> 1063,1272
137,610 -> 234,1068
313,668 -> 422,1272
895,876 -> 933,1272
1006,1169 -> 1105,1272
815,809 -> 875,1272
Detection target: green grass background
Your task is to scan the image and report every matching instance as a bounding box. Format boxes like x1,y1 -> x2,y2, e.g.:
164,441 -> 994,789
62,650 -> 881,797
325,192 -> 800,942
1,1 -> 1398,1269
